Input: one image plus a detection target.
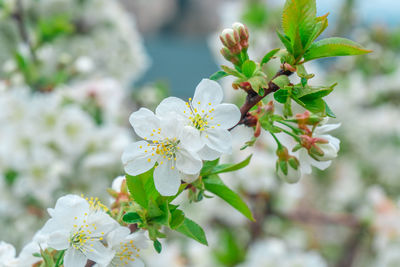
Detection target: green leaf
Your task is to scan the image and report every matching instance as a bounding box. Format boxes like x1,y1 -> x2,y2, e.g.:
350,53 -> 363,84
301,97 -> 326,114
274,89 -> 289,103
200,158 -> 220,176
123,212 -> 142,224
295,83 -> 336,100
282,0 -> 317,51
276,31 -> 293,55
126,168 -> 160,209
324,101 -> 336,118
204,175 -> 254,221
304,37 -> 372,62
261,48 -> 281,66
170,209 -> 185,229
272,75 -> 290,88
221,65 -> 243,77
305,13 -> 329,48
153,240 -> 162,253
248,76 -> 267,93
211,155 -> 252,175
242,60 -> 257,78
259,117 -> 282,133
210,70 -> 229,81
176,218 -> 208,245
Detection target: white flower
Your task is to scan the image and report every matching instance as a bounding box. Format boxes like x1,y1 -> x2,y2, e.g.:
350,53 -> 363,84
276,161 -> 301,184
0,241 -> 18,266
156,79 -> 241,160
37,195 -> 117,267
122,108 -> 202,196
106,226 -> 147,267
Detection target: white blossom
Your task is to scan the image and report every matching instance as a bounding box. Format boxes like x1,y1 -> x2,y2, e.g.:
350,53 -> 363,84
122,108 -> 202,196
156,79 -> 241,160
37,195 -> 118,267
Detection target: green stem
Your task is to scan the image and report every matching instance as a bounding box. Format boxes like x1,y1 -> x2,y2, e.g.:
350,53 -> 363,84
55,250 -> 65,267
276,126 -> 301,142
270,132 -> 283,149
276,120 -> 303,135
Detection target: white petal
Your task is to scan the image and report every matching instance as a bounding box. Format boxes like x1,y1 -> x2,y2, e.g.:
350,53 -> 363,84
158,117 -> 183,139
107,226 -> 131,247
176,148 -> 202,174
319,134 -> 340,151
180,126 -> 204,152
47,230 -> 70,250
192,79 -> 223,111
155,97 -> 189,118
315,123 -> 341,134
128,258 -> 145,267
180,172 -> 199,183
210,103 -> 241,129
153,161 -> 181,196
122,141 -> 156,176
202,128 -> 232,153
129,108 -> 162,140
64,248 -> 87,267
197,145 -> 222,160
299,149 -> 312,174
85,242 -> 114,266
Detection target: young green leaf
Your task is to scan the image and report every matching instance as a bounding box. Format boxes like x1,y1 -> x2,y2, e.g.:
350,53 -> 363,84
170,209 -> 185,229
210,70 -> 229,81
305,13 -> 329,48
122,212 -> 142,224
261,48 -> 281,66
204,175 -> 254,221
324,101 -> 336,118
200,158 -> 220,176
126,168 -> 160,209
301,97 -> 326,114
210,155 -> 253,175
176,218 -> 208,245
274,88 -> 290,103
282,0 -> 317,51
153,240 -> 162,253
276,31 -> 294,55
242,60 -> 257,78
295,83 -> 337,100
304,37 -> 372,61
272,75 -> 290,89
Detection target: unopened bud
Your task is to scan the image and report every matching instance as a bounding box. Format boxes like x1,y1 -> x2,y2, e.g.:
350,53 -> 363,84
220,47 -> 239,65
232,22 -> 249,49
276,155 -> 301,184
313,143 -> 338,161
220,29 -> 240,50
301,135 -> 338,161
283,63 -> 296,72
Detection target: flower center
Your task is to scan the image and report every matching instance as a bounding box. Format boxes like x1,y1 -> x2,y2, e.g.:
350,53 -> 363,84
113,240 -> 141,266
185,98 -> 215,132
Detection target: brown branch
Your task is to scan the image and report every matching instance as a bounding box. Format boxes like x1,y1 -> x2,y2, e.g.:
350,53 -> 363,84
231,69 -> 293,130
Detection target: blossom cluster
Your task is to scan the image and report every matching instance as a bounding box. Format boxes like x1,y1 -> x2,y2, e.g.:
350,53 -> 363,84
0,78 -> 132,246
122,79 -> 241,196
0,194 -> 147,267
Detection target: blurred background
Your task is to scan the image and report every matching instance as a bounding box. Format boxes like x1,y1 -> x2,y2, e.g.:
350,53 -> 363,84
1,0 -> 400,266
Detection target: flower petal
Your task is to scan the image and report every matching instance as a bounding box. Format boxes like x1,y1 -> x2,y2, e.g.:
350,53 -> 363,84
129,108 -> 162,140
180,126 -> 204,152
47,230 -> 70,250
202,128 -> 232,153
315,123 -> 341,134
85,241 -> 114,266
155,97 -> 189,119
63,248 -> 87,267
176,148 -> 202,174
197,145 -> 222,161
153,161 -> 181,196
192,79 -> 223,111
122,141 -> 156,176
180,172 -> 200,183
210,103 -> 241,129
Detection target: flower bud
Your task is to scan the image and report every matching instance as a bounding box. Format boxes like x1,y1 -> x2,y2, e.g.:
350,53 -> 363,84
220,29 -> 240,50
232,22 -> 249,49
220,47 -> 239,65
312,142 -> 338,161
276,155 -> 301,184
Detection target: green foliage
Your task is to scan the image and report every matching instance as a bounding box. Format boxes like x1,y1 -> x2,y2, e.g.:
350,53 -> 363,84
242,60 -> 257,78
126,168 -> 159,209
210,70 -> 229,81
122,212 -> 142,224
200,156 -> 252,177
304,37 -> 372,61
204,175 -> 254,221
261,48 -> 281,66
176,218 -> 208,245
153,240 -> 162,254
242,2 -> 269,28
